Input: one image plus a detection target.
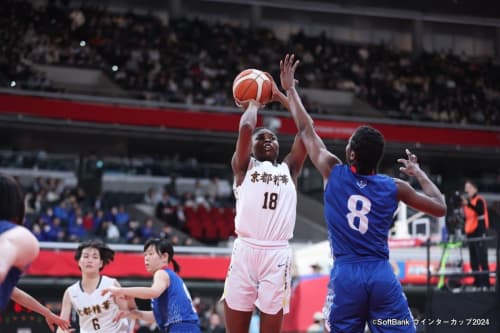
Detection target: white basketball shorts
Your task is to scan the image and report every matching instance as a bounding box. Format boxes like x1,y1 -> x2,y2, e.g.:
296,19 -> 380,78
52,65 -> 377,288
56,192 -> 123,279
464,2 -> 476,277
221,237 -> 292,315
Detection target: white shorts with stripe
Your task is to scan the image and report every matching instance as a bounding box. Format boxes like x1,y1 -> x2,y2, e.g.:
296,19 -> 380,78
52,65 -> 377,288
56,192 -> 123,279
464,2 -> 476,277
221,237 -> 292,315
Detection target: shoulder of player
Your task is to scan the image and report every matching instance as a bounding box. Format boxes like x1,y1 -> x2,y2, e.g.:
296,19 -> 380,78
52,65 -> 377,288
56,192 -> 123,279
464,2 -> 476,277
66,281 -> 81,298
392,177 -> 407,186
392,177 -> 411,195
67,280 -> 81,291
153,268 -> 169,279
102,275 -> 122,286
153,269 -> 171,287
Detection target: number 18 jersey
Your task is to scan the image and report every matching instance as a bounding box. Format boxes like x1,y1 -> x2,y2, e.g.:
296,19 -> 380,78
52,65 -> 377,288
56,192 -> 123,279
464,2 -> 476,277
233,158 -> 296,242
324,164 -> 398,260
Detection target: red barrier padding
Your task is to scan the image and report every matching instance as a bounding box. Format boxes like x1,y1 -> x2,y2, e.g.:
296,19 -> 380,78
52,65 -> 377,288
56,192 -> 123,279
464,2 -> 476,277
282,275 -> 329,333
1,93 -> 498,148
26,250 -> 231,280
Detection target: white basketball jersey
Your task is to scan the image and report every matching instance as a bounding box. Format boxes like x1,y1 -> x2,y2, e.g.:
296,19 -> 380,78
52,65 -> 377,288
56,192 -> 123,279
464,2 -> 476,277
234,157 -> 297,241
68,275 -> 129,333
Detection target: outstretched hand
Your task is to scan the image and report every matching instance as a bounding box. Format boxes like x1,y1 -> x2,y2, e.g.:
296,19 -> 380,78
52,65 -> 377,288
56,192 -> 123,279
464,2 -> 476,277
280,54 -> 300,91
45,312 -> 71,332
264,72 -> 281,102
265,72 -> 290,109
101,286 -> 123,298
397,149 -> 421,177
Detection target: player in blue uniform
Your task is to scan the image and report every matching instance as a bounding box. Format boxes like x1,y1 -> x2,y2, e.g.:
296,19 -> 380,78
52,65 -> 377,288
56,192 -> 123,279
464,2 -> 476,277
102,238 -> 200,333
280,54 -> 447,333
0,173 -> 70,331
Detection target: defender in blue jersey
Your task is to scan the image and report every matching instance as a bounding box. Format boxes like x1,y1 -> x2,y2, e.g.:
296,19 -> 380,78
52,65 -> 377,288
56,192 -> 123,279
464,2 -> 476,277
280,54 -> 447,333
102,238 -> 200,333
0,173 -> 70,331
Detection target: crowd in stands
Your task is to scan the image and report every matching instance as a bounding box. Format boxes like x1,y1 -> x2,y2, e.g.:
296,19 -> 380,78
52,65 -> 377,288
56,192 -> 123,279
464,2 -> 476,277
2,1 -> 500,125
24,176 -> 165,244
20,173 -> 235,246
147,176 -> 236,243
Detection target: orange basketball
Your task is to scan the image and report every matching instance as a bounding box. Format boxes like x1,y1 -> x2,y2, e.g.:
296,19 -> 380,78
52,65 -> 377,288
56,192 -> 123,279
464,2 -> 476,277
232,69 -> 272,107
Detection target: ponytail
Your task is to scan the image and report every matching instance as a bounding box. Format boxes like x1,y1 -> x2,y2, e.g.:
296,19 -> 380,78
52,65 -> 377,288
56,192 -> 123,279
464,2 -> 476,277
171,258 -> 180,273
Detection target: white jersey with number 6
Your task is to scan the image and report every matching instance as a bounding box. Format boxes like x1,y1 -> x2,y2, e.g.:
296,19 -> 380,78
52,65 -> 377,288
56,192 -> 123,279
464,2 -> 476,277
233,157 -> 296,242
68,275 -> 129,333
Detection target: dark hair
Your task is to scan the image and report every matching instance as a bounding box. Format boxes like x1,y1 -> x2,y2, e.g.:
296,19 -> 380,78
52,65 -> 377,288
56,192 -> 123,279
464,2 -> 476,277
252,127 -> 277,137
144,238 -> 180,273
0,173 -> 25,225
75,240 -> 115,271
350,126 -> 385,174
464,179 -> 478,190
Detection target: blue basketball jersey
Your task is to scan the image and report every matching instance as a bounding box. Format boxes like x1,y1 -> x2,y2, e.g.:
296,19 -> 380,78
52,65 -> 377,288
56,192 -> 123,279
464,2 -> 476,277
0,221 -> 23,312
151,268 -> 200,333
324,165 -> 398,260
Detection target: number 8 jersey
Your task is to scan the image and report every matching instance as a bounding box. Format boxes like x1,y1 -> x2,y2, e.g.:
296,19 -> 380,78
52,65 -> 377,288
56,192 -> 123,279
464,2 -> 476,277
324,164 -> 398,260
233,157 -> 297,242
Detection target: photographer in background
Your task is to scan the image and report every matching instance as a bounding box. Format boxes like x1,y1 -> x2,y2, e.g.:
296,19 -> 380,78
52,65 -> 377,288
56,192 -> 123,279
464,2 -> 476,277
445,191 -> 465,241
462,179 -> 490,290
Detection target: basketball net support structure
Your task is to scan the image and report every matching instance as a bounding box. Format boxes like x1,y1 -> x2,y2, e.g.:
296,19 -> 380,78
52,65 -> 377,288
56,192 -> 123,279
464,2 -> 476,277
392,202 -> 446,240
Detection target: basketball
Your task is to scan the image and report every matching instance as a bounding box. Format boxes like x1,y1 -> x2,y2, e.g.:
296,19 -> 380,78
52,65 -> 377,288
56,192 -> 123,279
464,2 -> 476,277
232,69 -> 272,107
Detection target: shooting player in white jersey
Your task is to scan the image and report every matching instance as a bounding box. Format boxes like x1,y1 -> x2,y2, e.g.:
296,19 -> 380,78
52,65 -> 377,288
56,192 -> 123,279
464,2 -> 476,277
222,74 -> 307,333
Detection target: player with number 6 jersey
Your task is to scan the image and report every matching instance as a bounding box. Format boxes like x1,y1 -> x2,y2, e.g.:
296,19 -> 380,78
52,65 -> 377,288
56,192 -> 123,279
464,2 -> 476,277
222,73 -> 307,333
280,54 -> 446,333
65,275 -> 129,333
57,240 -> 135,333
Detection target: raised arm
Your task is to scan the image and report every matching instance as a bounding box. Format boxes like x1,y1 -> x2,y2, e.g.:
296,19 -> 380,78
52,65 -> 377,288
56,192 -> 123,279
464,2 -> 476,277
11,287 -> 70,332
280,54 -> 341,181
231,102 -> 260,186
282,134 -> 307,184
396,149 -> 446,217
266,73 -> 308,183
